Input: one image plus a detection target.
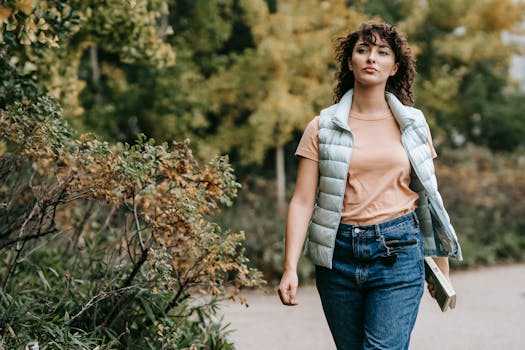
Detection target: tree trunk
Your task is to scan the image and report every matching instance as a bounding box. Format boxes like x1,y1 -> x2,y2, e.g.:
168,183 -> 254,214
160,12 -> 169,41
89,44 -> 102,104
276,145 -> 286,217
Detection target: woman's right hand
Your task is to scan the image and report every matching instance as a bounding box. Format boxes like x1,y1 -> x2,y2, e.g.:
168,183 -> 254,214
277,269 -> 299,306
277,158 -> 318,307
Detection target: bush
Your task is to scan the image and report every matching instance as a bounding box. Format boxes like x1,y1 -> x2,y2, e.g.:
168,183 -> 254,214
218,177 -> 315,285
0,91 -> 263,349
437,145 -> 525,267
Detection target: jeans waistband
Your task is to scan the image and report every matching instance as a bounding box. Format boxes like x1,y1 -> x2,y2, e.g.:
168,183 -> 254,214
338,212 -> 418,237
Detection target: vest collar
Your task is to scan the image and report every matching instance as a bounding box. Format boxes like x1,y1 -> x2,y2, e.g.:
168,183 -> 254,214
385,91 -> 416,130
333,89 -> 416,131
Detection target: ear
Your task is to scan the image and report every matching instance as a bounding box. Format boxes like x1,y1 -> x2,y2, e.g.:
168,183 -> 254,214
348,57 -> 353,71
390,62 -> 399,76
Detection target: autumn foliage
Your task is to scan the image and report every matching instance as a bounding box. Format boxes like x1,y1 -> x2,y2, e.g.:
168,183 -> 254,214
0,84 -> 262,348
436,147 -> 525,266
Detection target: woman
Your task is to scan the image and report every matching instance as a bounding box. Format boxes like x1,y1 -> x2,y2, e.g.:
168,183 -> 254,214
277,22 -> 462,350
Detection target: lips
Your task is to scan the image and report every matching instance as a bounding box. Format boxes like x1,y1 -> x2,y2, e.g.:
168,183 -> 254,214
363,66 -> 377,72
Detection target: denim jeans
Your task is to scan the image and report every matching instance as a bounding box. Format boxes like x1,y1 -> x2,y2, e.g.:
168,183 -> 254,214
316,212 -> 424,350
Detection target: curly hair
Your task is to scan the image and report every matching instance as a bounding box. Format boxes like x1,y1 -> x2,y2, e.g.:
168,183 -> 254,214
333,22 -> 416,105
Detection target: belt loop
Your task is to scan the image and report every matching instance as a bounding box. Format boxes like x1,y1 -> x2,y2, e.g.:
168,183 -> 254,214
374,223 -> 381,238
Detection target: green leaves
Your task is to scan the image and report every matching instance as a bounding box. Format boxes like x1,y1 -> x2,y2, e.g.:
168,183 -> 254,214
1,25 -> 262,349
397,0 -> 525,148
37,269 -> 51,291
1,0 -> 176,123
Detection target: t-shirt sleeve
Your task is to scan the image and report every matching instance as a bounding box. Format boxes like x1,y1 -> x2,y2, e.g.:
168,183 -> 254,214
295,116 -> 320,162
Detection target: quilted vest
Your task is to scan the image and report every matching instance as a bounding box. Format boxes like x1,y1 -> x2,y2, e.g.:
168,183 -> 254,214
306,89 -> 463,269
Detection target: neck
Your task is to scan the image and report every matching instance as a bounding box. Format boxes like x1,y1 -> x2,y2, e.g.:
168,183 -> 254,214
350,84 -> 389,114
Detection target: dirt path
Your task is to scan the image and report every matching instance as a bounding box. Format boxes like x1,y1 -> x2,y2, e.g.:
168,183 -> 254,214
222,264 -> 525,349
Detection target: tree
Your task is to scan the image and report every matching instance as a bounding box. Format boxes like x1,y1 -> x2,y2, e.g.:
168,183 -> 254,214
77,0 -> 260,142
74,0 -> 368,215
392,0 -> 525,150
361,0 -> 420,24
0,0 -> 175,125
1,2 -> 263,347
200,0 -> 367,214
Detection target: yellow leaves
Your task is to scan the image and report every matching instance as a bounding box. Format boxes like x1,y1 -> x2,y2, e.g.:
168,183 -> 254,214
2,0 -> 175,122
419,65 -> 467,116
17,0 -> 34,15
0,2 -> 31,30
0,2 -> 41,46
0,7 -> 13,22
420,0 -> 524,43
438,146 -> 525,217
464,0 -> 524,33
101,63 -> 129,93
200,167 -> 223,197
427,0 -> 471,31
438,31 -> 512,68
36,30 -> 47,44
197,0 -> 367,166
240,0 -> 269,40
37,17 -> 48,30
21,60 -> 37,73
3,104 -> 262,312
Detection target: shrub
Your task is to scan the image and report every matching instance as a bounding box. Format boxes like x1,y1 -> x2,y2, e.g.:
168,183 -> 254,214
437,145 -> 525,267
0,90 -> 263,349
218,177 -> 315,285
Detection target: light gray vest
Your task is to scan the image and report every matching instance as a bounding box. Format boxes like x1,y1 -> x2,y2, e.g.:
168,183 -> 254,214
306,89 -> 463,269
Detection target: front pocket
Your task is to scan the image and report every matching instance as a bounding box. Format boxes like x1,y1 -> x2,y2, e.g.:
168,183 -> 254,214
384,239 -> 418,249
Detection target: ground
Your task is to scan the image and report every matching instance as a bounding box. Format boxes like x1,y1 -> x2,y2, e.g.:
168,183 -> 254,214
222,263 -> 525,349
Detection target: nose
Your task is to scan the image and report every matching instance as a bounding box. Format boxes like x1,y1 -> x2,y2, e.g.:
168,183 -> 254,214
367,51 -> 376,63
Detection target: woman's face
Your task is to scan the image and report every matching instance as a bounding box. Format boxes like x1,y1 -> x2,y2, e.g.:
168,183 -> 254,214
348,34 -> 399,89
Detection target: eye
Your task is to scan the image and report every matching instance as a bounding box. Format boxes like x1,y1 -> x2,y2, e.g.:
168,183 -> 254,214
357,48 -> 368,54
379,50 -> 389,56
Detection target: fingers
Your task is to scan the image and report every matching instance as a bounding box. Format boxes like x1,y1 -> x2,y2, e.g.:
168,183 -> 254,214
277,283 -> 299,306
278,270 -> 299,306
288,285 -> 298,305
427,283 -> 436,299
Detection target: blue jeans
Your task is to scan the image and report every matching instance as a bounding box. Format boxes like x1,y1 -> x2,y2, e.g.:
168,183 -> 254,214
316,212 -> 424,350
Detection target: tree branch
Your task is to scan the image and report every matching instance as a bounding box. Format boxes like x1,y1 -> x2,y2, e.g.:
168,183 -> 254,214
68,285 -> 138,326
100,246 -> 149,328
0,228 -> 58,250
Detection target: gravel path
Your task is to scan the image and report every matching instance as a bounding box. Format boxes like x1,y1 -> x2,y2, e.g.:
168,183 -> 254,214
222,264 -> 525,349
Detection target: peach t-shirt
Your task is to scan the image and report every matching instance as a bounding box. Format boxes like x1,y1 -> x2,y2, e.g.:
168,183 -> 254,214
296,110 -> 437,225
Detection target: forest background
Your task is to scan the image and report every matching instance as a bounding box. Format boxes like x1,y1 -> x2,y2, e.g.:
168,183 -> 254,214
1,0 -> 524,349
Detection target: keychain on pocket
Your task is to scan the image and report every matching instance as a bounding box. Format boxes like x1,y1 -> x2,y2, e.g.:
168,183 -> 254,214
379,249 -> 398,266
379,238 -> 418,266
379,236 -> 398,266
